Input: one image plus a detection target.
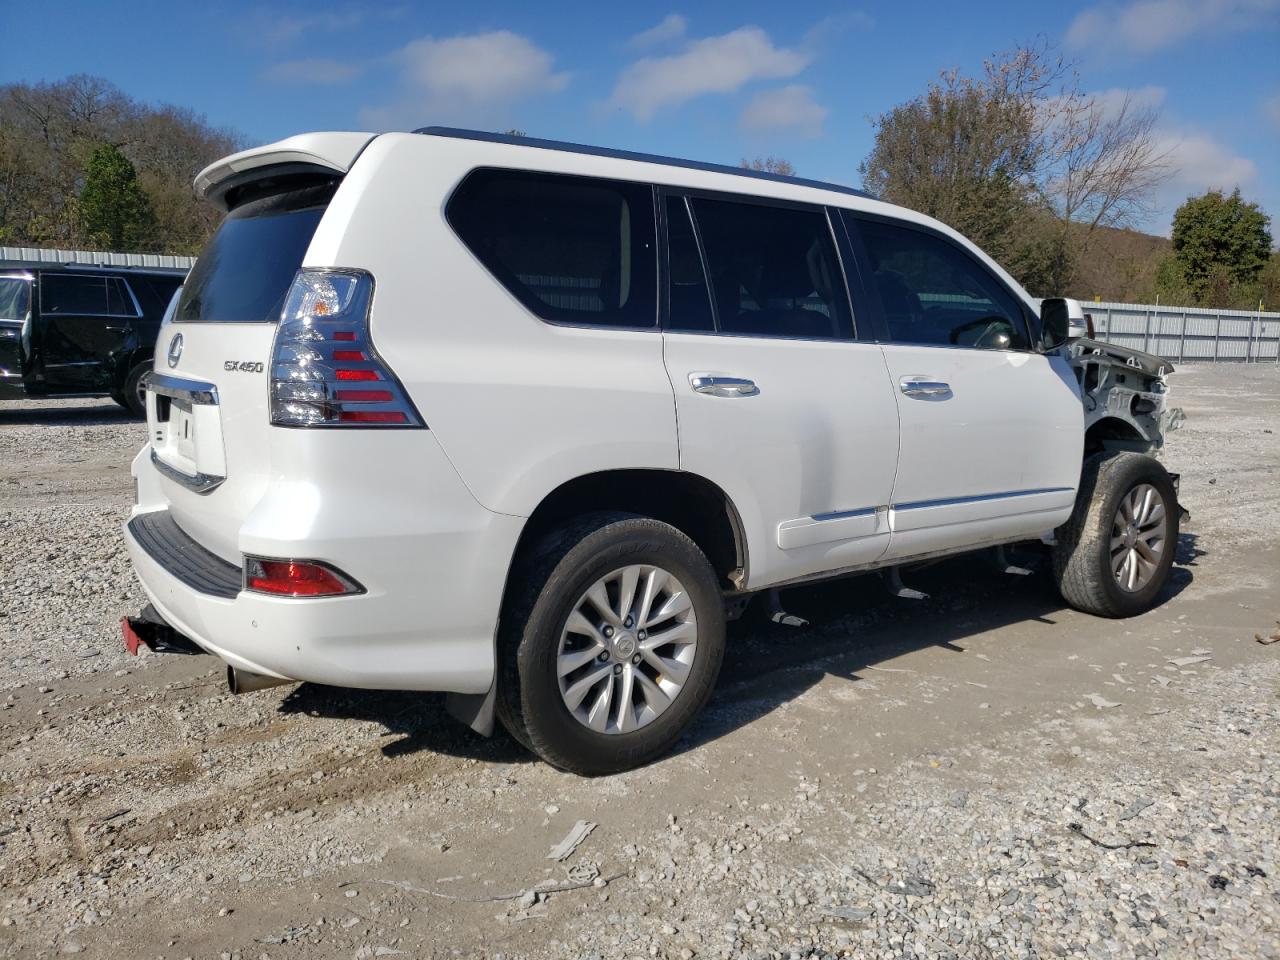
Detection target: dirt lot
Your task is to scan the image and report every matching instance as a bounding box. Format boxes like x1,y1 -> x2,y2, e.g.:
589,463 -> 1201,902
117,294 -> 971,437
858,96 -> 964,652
1,363 -> 1278,960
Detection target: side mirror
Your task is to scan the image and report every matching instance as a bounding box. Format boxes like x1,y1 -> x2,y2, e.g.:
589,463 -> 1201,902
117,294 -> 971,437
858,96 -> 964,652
1040,297 -> 1088,349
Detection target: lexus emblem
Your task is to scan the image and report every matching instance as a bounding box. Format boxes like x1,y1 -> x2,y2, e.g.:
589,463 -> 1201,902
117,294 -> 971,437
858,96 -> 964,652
166,333 -> 183,368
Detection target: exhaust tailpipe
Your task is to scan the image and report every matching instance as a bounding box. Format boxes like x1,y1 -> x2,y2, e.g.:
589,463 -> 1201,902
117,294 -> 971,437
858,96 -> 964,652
227,665 -> 295,695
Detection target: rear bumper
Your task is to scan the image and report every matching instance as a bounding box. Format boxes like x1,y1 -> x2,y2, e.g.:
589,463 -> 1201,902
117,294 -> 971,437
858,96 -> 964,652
124,442 -> 524,694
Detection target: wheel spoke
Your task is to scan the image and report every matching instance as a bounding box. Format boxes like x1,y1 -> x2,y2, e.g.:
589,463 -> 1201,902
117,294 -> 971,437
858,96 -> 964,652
1138,487 -> 1155,526
1125,550 -> 1140,590
646,589 -> 692,627
557,642 -> 606,677
615,665 -> 637,733
1133,538 -> 1158,564
1113,547 -> 1130,576
586,581 -> 622,627
565,610 -> 603,640
635,567 -> 668,628
616,566 -> 640,624
634,670 -> 671,712
562,663 -> 612,711
642,648 -> 690,686
640,618 -> 696,651
1140,502 -> 1165,530
585,674 -> 614,732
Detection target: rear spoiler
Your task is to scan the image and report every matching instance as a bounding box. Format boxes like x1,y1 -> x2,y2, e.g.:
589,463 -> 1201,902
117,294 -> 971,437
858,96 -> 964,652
194,132 -> 377,211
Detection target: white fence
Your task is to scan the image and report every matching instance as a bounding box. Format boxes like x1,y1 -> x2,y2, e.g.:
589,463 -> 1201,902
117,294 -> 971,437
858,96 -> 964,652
0,245 -> 195,270
1088,301 -> 1280,363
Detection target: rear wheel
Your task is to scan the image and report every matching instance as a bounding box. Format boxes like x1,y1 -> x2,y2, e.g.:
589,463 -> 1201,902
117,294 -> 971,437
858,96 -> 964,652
114,361 -> 151,419
496,513 -> 725,775
1053,452 -> 1179,618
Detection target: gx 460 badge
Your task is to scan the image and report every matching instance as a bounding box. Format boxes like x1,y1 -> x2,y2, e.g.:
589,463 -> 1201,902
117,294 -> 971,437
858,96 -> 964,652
224,361 -> 265,373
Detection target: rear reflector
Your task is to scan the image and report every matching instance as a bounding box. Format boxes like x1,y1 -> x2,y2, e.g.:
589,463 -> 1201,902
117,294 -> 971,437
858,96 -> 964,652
244,557 -> 363,598
269,269 -> 424,428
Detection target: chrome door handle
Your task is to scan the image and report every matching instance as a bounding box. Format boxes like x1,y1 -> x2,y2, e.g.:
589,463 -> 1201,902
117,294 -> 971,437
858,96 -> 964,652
899,377 -> 952,398
690,374 -> 759,398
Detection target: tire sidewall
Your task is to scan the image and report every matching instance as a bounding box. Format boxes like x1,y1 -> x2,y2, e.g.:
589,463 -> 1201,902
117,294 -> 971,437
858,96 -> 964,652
1087,455 -> 1179,615
516,520 -> 725,775
123,361 -> 151,419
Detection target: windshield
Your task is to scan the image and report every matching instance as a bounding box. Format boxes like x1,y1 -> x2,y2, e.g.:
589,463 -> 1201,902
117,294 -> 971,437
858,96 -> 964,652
175,183 -> 333,323
0,276 -> 32,322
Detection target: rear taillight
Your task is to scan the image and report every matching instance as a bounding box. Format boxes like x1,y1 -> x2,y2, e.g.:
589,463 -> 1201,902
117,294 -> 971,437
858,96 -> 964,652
244,557 -> 363,597
270,270 -> 424,428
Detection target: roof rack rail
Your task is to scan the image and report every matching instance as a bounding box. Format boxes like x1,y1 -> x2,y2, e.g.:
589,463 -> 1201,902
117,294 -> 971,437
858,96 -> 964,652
413,126 -> 873,201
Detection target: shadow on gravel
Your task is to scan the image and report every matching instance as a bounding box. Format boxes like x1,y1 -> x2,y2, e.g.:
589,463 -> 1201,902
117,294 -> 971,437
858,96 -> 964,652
672,535 -> 1200,759
276,685 -> 536,765
273,536 -> 1200,767
0,402 -> 138,426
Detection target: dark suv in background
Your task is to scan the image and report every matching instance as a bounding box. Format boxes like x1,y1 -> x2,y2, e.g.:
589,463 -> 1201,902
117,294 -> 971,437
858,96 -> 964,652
0,263 -> 185,416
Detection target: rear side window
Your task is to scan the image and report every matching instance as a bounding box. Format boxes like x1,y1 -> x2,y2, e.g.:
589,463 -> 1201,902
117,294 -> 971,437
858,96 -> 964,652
854,218 -> 1030,351
448,169 -> 657,328
688,197 -> 851,340
40,274 -> 136,317
175,183 -> 333,323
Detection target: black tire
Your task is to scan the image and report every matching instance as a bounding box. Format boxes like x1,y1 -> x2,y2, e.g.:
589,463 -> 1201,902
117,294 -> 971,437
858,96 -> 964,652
1053,452 -> 1180,618
118,361 -> 151,419
495,512 -> 726,776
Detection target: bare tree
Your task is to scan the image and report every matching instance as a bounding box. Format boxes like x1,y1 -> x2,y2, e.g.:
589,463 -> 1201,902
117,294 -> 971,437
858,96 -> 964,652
1037,89 -> 1171,236
860,41 -> 1172,294
741,156 -> 796,176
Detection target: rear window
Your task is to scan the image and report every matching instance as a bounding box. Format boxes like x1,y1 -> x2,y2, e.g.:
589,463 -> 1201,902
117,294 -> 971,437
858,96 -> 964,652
175,183 -> 333,323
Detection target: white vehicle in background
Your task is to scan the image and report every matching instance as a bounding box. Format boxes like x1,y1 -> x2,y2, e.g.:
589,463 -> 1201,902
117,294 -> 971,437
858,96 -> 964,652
121,128 -> 1184,775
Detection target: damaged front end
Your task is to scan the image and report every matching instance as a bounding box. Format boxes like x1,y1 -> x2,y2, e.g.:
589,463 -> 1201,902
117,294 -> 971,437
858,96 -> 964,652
1068,338 -> 1185,454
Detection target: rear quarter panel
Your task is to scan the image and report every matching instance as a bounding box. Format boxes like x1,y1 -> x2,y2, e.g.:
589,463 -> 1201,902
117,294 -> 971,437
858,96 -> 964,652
306,134 -> 679,517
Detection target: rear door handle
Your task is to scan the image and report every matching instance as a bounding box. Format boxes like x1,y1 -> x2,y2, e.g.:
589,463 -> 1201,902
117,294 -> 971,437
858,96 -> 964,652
690,374 -> 759,398
899,377 -> 952,398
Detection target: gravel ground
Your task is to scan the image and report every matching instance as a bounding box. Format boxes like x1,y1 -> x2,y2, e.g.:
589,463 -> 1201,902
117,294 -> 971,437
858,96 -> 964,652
0,363 -> 1278,960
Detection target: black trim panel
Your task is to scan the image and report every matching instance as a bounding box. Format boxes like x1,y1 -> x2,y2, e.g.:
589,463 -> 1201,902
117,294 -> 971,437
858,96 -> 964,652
128,510 -> 241,599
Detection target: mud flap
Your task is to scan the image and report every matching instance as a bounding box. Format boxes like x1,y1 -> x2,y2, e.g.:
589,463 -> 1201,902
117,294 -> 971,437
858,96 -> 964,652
446,685 -> 496,737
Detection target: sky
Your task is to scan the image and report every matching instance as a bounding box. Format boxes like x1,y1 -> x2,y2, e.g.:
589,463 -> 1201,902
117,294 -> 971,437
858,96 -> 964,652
2,0 -> 1278,236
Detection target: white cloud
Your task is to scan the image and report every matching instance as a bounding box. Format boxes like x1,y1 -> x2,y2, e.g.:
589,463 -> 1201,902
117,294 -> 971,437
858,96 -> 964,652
740,85 -> 828,137
1148,130 -> 1259,230
629,14 -> 687,49
1066,0 -> 1280,55
264,58 -> 364,86
360,31 -> 569,130
608,26 -> 810,121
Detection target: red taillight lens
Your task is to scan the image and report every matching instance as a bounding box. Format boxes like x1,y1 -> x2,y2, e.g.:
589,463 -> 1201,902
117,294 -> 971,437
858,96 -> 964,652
244,558 -> 362,597
269,270 -> 424,428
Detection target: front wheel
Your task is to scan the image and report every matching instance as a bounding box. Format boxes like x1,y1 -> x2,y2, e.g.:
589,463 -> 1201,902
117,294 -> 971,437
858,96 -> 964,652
496,513 -> 726,775
1053,452 -> 1180,618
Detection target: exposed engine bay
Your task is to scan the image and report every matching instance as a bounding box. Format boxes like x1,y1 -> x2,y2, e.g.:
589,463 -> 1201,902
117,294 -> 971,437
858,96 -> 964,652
1069,338 -> 1186,454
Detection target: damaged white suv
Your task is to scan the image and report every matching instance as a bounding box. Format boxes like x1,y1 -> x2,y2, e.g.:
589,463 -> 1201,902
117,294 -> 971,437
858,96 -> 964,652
122,128 -> 1184,775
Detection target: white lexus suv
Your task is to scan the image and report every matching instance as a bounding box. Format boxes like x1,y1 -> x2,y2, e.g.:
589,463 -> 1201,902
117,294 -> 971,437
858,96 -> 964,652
122,128 -> 1183,775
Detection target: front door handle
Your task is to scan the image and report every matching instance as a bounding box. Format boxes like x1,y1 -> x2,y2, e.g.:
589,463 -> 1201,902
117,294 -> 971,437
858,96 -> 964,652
899,377 -> 952,398
690,374 -> 759,398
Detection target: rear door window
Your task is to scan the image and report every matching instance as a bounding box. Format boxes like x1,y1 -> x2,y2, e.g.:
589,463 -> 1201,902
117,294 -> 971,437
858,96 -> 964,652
686,197 -> 851,340
447,169 -> 657,328
40,274 -> 137,317
175,183 -> 334,323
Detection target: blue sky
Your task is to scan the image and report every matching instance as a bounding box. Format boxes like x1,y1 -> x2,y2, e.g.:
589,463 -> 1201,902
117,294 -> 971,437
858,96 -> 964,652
3,0 -> 1278,235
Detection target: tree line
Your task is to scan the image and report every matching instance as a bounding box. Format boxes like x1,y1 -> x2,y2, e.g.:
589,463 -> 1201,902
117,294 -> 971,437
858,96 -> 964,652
2,67 -> 1274,310
0,75 -> 243,254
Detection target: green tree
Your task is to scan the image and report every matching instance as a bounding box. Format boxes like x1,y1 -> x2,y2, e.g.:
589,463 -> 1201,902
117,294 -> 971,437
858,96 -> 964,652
1168,189 -> 1272,305
79,143 -> 155,250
